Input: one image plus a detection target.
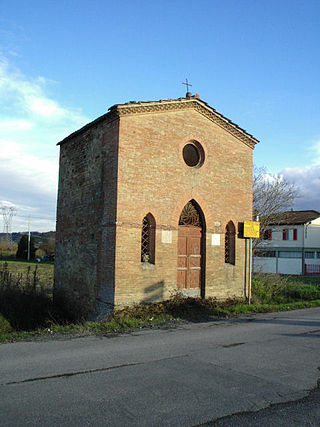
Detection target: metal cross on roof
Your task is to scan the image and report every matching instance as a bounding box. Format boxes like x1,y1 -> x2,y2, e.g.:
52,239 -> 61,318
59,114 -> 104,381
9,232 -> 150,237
182,78 -> 192,92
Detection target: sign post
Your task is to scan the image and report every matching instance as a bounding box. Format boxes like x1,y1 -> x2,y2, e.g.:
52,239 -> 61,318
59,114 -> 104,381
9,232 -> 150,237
243,221 -> 260,304
248,237 -> 252,304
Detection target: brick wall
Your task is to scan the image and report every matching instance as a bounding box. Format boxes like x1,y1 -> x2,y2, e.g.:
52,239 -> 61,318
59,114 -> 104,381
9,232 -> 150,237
114,109 -> 252,306
55,100 -> 254,316
54,118 -> 119,316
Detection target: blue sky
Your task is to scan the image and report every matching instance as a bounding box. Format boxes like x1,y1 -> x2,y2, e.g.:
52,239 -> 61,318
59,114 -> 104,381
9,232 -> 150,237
1,0 -> 320,231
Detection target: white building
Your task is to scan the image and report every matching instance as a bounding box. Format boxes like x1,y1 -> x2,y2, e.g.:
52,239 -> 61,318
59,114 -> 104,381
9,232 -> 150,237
253,210 -> 320,275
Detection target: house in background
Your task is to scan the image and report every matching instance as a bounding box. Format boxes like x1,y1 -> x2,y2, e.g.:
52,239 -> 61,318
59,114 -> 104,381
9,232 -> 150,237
254,210 -> 320,275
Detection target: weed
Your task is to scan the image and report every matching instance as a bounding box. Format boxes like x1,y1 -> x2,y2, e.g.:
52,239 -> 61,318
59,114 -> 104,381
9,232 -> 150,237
252,273 -> 320,304
1,266 -> 320,343
0,314 -> 13,333
0,262 -> 54,330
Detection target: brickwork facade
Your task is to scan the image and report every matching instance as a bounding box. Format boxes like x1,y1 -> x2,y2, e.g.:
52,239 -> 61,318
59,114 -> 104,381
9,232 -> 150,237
54,95 -> 258,317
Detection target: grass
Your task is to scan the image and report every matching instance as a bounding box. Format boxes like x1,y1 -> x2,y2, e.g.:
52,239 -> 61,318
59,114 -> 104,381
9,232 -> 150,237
252,273 -> 320,304
0,262 -> 54,331
1,266 -> 320,343
0,246 -> 17,260
0,260 -> 53,290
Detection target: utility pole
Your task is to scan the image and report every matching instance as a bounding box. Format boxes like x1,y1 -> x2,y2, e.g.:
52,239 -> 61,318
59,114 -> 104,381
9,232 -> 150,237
1,205 -> 17,243
1,204 -> 17,258
27,216 -> 31,262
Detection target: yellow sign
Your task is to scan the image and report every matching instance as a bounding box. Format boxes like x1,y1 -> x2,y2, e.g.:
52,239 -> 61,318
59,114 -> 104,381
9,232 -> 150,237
243,221 -> 260,238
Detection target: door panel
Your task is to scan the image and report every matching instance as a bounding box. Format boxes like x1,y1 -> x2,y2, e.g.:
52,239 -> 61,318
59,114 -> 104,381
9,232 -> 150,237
177,226 -> 202,289
189,236 -> 200,255
189,255 -> 201,268
177,270 -> 186,289
190,269 -> 201,288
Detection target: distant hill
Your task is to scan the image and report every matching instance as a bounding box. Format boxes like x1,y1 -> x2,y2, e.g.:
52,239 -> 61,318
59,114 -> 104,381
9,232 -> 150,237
0,231 -> 55,244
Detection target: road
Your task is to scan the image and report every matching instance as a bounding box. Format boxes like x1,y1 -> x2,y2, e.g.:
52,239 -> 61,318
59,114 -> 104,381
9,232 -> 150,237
0,308 -> 319,426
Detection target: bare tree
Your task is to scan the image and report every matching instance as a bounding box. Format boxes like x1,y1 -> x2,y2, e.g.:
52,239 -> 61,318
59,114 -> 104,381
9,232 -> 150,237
253,166 -> 299,246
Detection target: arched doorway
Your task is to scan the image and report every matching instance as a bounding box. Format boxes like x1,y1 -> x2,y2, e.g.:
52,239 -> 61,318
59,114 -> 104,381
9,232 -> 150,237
177,200 -> 206,297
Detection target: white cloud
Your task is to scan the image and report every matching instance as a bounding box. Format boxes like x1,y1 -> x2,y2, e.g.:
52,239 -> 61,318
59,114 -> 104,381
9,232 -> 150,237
262,172 -> 284,184
281,166 -> 320,212
26,96 -> 66,119
0,56 -> 89,232
0,56 -> 86,126
0,139 -> 58,195
0,200 -> 17,208
0,119 -> 33,131
308,140 -> 320,166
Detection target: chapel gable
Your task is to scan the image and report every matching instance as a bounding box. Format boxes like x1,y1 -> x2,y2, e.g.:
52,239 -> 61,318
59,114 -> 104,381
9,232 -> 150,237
54,94 -> 258,318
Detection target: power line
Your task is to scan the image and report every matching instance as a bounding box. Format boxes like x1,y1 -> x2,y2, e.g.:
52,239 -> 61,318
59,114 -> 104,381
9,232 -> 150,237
13,214 -> 56,221
1,206 -> 17,242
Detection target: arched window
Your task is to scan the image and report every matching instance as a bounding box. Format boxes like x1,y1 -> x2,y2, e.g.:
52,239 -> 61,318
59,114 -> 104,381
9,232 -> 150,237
179,200 -> 202,226
141,213 -> 156,264
225,221 -> 236,265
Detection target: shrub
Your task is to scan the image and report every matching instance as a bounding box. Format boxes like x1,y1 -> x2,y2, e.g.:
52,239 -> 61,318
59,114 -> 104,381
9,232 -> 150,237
16,235 -> 36,260
252,273 -> 320,304
0,314 -> 13,333
0,262 -> 53,330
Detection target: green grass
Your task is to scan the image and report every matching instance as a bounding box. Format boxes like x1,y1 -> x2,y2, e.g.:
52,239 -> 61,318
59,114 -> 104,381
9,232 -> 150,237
0,261 -> 54,332
252,273 -> 320,304
1,271 -> 320,343
223,300 -> 320,314
0,260 -> 54,290
0,248 -> 17,259
2,297 -> 320,343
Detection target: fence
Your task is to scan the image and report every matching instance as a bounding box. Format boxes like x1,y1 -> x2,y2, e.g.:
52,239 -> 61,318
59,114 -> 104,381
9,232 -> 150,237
304,264 -> 320,276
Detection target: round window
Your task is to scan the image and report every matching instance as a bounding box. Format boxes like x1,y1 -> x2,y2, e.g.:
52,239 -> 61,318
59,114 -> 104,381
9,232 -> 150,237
182,142 -> 204,167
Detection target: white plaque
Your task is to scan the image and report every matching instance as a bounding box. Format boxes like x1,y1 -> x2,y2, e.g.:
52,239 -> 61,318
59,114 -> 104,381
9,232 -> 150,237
211,233 -> 220,246
161,230 -> 172,244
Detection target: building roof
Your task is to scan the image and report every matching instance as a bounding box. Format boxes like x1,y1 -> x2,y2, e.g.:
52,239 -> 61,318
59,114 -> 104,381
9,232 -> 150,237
266,210 -> 320,225
58,94 -> 259,148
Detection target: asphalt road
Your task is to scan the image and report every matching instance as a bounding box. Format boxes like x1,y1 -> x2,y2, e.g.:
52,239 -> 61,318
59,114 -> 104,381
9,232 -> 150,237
0,308 -> 319,426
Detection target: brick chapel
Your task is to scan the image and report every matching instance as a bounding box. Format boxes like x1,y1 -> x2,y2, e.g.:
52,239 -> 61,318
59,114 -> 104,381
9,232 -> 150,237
54,93 -> 258,317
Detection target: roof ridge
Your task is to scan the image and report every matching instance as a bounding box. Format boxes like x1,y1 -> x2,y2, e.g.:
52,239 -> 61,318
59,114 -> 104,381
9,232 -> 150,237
59,95 -> 259,147
264,210 -> 320,226
282,209 -> 320,214
112,96 -> 259,147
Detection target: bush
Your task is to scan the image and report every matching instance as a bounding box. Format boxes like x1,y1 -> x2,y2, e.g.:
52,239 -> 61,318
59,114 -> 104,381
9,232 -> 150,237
0,314 -> 13,333
0,262 -> 54,330
252,273 -> 320,304
16,235 -> 36,260
112,293 -> 245,323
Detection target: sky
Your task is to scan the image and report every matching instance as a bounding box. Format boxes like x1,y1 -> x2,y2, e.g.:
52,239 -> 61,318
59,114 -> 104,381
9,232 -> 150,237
1,0 -> 320,231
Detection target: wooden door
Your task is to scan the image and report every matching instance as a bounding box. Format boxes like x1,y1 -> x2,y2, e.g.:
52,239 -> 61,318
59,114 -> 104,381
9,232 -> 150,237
177,225 -> 202,289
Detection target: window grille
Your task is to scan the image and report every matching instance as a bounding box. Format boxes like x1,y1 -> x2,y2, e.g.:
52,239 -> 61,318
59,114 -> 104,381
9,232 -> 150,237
141,213 -> 156,263
255,250 -> 276,258
179,201 -> 201,226
305,251 -> 315,259
263,229 -> 272,240
225,221 -> 236,265
278,251 -> 301,258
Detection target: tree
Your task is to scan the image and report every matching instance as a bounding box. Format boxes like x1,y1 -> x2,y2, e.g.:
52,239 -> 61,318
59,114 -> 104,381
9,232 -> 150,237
16,235 -> 36,260
253,166 -> 299,246
0,238 -> 17,259
39,237 -> 55,256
